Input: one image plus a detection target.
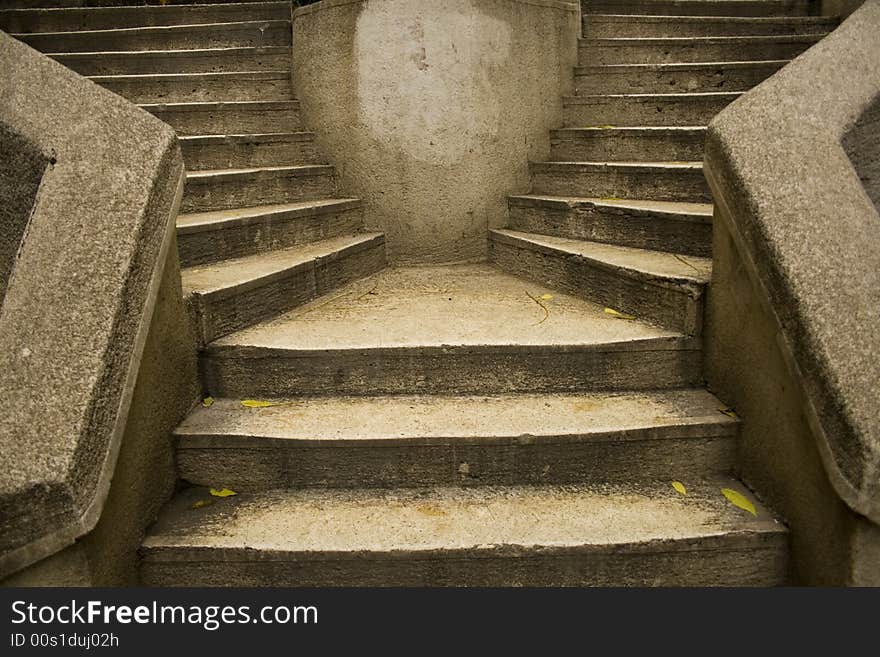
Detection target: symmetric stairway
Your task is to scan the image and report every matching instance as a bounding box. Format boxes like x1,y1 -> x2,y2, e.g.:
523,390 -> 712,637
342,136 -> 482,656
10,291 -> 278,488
2,0 -> 838,586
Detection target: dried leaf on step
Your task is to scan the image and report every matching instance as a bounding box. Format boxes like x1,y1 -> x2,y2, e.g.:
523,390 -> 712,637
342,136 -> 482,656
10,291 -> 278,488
201,396 -> 215,408
540,294 -> 554,301
209,488 -> 238,498
241,399 -> 277,408
719,407 -> 738,419
191,499 -> 213,509
672,481 -> 687,495
721,488 -> 757,516
594,125 -> 615,129
604,307 -> 636,321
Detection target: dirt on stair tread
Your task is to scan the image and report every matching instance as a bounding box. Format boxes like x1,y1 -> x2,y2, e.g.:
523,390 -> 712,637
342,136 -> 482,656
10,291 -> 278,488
176,388 -> 737,444
207,263 -> 688,350
142,477 -> 786,555
492,230 -> 713,282
181,232 -> 382,296
510,194 -> 714,219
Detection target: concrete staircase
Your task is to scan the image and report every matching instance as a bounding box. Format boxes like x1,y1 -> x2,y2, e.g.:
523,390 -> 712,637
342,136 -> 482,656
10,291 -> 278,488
3,0 -> 840,586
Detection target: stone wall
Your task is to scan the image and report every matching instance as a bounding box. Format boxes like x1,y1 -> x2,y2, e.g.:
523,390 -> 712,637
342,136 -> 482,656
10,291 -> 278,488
703,0 -> 880,585
292,0 -> 580,264
0,33 -> 199,584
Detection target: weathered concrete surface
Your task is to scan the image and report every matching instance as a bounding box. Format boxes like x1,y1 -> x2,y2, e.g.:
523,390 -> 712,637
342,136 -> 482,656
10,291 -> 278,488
175,389 -> 737,490
704,0 -> 880,582
292,0 -> 580,263
141,479 -> 788,586
0,33 -> 196,580
202,264 -> 702,396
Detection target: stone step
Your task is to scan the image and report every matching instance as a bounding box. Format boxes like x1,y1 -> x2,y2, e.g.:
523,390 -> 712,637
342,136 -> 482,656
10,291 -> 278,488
564,92 -> 740,127
140,479 -> 789,586
141,100 -> 302,136
551,127 -> 706,162
583,0 -> 811,17
89,70 -> 292,103
175,389 -> 737,491
489,229 -> 711,334
4,0 -> 276,6
48,46 -> 291,75
201,264 -> 703,397
530,161 -> 711,204
579,34 -> 825,65
183,232 -> 386,344
179,132 -> 319,171
14,20 -> 291,52
182,164 -> 335,214
584,14 -> 837,38
575,60 -> 787,95
0,1 -> 290,33
177,198 -> 365,267
507,195 -> 713,258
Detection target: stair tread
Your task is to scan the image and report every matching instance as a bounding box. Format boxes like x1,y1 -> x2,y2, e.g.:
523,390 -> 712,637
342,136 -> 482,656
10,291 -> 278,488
178,131 -> 314,144
567,91 -> 742,100
46,45 -> 291,56
208,263 -> 689,351
11,19 -> 290,39
143,477 -> 785,555
88,69 -> 288,80
508,194 -> 713,219
553,126 -> 707,133
176,388 -> 736,444
575,59 -> 789,72
182,232 -> 382,297
177,198 -> 361,233
534,160 -> 703,170
587,13 -> 835,22
139,99 -> 298,110
491,229 -> 712,283
185,164 -> 331,180
582,33 -> 826,44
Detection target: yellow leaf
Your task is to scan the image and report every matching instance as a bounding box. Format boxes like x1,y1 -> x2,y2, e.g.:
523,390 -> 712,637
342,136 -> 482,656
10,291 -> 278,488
191,499 -> 213,509
721,488 -> 757,516
540,294 -> 554,301
593,125 -> 615,129
209,488 -> 237,498
604,307 -> 636,321
241,399 -> 276,408
672,481 -> 687,495
719,407 -> 738,419
202,396 -> 215,407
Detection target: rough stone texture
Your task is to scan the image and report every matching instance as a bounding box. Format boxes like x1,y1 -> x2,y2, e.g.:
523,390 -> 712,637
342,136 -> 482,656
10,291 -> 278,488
203,264 -> 703,396
0,124 -> 49,305
16,20 -> 292,52
507,196 -> 713,257
179,132 -> 320,171
143,100 -> 303,136
583,14 -> 837,38
175,389 -> 737,490
92,70 -> 293,104
563,92 -> 740,127
579,35 -> 825,66
292,0 -> 580,264
550,127 -> 707,162
704,0 -> 880,579
140,480 -> 788,586
584,0 -> 811,15
51,47 -> 292,75
489,230 -> 710,334
0,33 -> 192,579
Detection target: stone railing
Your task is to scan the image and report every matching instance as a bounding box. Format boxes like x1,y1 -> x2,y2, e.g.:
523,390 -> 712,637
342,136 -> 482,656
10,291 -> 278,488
0,32 -> 187,580
703,0 -> 879,580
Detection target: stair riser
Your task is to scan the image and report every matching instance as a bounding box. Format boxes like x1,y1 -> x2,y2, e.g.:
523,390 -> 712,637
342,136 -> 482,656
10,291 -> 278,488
575,63 -> 783,95
530,166 -> 711,204
583,0 -> 810,17
551,130 -> 705,162
182,170 -> 335,213
490,237 -> 704,334
51,49 -> 290,75
176,429 -> 735,491
145,104 -> 303,136
178,206 -> 365,268
202,344 -> 703,397
579,39 -> 821,65
0,3 -> 289,32
17,21 -> 291,52
564,95 -> 736,127
181,138 -> 320,171
507,201 -> 712,258
585,18 -> 836,38
190,239 -> 386,343
94,74 -> 292,104
141,536 -> 788,586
